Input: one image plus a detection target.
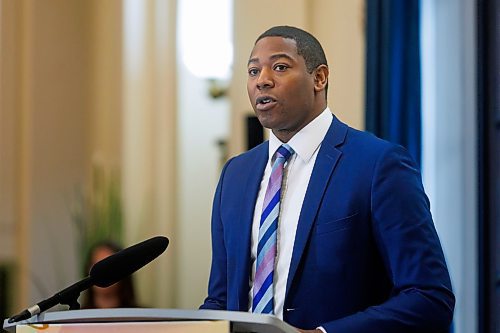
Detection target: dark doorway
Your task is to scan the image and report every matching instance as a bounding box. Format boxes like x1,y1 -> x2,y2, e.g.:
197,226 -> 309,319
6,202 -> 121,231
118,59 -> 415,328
477,1 -> 500,333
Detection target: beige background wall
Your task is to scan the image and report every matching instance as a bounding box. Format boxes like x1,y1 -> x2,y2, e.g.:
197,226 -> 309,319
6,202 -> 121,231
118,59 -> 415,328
0,0 -> 92,308
310,0 -> 365,130
121,0 -> 177,308
0,0 -> 365,312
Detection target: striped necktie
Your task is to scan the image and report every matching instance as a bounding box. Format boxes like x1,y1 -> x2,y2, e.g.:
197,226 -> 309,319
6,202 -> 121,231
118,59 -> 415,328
252,143 -> 294,314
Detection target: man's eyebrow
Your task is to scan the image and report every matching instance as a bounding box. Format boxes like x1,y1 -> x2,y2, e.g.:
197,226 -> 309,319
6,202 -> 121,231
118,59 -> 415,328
248,57 -> 259,66
270,53 -> 294,62
247,53 -> 295,66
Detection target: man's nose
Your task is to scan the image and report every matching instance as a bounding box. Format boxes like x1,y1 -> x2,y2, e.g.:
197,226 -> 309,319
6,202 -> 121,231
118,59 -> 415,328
256,68 -> 274,89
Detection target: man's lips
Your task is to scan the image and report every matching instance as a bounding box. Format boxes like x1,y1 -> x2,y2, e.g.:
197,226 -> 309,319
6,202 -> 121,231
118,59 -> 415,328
255,96 -> 277,111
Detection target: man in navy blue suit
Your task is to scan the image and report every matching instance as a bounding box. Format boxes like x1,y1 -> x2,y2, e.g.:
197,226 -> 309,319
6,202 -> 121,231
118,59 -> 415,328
200,26 -> 454,333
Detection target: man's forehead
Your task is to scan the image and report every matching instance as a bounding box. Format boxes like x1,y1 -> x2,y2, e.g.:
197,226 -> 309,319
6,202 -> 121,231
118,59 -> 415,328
249,36 -> 299,62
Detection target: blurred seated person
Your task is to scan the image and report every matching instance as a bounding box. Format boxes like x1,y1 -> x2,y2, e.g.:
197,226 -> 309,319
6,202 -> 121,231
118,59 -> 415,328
82,240 -> 138,309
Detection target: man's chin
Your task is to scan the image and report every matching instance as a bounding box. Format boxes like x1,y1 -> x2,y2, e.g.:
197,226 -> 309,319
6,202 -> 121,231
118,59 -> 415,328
255,118 -> 272,129
255,115 -> 279,130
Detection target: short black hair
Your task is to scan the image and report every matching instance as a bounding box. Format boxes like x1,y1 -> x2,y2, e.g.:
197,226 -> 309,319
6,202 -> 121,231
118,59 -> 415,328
256,25 -> 328,74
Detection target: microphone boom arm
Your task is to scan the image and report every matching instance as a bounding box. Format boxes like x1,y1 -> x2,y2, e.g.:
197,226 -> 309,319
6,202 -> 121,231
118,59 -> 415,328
8,276 -> 93,323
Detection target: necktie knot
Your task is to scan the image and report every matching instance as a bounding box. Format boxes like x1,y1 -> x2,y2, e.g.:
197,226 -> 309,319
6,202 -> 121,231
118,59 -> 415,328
275,144 -> 294,164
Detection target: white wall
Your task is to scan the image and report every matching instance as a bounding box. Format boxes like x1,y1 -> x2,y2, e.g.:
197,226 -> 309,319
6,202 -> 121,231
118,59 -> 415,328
176,64 -> 230,308
175,0 -> 232,308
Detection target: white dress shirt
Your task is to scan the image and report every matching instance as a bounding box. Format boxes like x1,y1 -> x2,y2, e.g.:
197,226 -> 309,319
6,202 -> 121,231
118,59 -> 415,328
249,107 -> 333,320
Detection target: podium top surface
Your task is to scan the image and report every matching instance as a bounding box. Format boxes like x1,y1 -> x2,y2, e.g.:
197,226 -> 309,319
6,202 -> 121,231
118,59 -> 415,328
3,308 -> 298,333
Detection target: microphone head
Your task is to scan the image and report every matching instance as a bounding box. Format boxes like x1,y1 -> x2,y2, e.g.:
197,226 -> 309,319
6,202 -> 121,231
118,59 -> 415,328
89,236 -> 169,287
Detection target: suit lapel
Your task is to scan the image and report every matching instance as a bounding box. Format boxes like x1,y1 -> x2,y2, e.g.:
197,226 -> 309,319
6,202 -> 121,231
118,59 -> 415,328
235,143 -> 268,310
285,117 -> 348,297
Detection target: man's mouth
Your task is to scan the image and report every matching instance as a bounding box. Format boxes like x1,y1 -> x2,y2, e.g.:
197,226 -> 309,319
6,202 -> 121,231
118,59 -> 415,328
256,96 -> 276,106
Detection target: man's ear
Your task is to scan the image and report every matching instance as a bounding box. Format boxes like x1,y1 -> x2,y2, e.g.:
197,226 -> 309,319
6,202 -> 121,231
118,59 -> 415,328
313,64 -> 329,93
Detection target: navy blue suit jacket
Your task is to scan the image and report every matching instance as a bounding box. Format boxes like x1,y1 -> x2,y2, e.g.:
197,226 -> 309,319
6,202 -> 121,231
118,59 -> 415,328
201,116 -> 454,332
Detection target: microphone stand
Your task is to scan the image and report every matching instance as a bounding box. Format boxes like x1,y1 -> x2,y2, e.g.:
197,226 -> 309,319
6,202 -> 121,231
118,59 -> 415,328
8,276 -> 94,323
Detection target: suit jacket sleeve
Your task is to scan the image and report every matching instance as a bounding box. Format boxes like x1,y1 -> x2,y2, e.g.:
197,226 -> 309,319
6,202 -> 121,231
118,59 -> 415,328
322,145 -> 454,333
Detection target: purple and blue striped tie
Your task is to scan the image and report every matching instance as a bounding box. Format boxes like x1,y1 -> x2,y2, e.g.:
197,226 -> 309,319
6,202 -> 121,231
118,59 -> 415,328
252,144 -> 294,314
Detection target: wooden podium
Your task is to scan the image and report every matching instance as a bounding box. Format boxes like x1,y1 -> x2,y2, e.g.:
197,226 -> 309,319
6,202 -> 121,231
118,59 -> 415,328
3,308 -> 298,333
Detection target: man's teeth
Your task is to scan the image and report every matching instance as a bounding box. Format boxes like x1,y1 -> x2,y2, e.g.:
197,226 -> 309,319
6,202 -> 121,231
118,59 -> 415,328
261,98 -> 272,104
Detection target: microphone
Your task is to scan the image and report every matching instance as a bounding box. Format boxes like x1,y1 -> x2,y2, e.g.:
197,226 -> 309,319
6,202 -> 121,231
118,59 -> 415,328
90,236 -> 169,287
8,236 -> 169,323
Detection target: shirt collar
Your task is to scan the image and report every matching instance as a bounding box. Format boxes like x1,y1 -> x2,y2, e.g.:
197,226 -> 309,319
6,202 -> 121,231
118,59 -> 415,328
268,107 -> 333,165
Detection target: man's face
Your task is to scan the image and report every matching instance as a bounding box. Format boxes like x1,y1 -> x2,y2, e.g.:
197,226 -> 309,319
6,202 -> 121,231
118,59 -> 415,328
247,36 -> 319,142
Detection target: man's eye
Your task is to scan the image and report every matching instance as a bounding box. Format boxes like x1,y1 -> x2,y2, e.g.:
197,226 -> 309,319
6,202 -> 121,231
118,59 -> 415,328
274,64 -> 288,71
248,68 -> 259,76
